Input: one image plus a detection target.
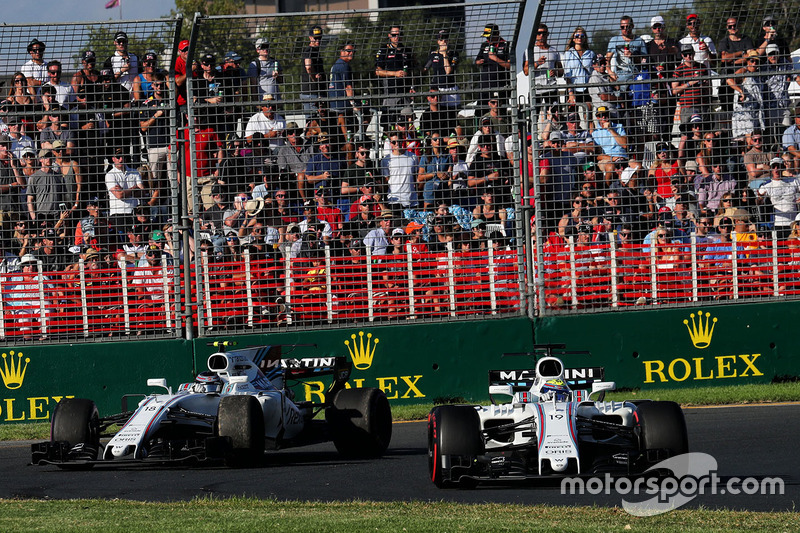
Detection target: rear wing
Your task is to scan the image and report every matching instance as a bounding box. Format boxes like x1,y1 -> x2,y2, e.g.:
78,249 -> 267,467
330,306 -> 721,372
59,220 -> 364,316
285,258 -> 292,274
221,344 -> 352,384
488,367 -> 605,392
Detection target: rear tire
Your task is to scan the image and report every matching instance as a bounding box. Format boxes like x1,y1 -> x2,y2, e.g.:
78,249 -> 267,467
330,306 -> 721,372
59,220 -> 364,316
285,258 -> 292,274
51,398 -> 100,469
637,401 -> 688,456
326,387 -> 392,458
428,405 -> 483,488
216,395 -> 265,467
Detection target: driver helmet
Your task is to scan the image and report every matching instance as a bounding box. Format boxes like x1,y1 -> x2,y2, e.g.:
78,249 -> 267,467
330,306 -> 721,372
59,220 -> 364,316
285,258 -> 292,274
539,378 -> 571,402
193,371 -> 222,393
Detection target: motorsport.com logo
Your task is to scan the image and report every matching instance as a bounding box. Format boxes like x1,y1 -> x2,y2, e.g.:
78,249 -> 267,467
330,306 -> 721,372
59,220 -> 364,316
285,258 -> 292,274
560,453 -> 784,516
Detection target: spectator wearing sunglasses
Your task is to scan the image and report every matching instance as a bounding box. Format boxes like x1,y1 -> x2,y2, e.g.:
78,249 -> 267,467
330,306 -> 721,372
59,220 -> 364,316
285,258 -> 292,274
103,31 -> 139,95
20,39 -> 47,88
679,14 -> 716,68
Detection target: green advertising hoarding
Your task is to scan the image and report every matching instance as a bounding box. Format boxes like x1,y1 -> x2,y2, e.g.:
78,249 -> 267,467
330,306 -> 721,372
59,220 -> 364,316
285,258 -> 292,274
534,302 -> 799,388
3,303 -> 800,425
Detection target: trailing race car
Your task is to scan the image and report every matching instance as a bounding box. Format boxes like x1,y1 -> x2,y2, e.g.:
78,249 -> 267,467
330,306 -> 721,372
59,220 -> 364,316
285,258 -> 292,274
428,345 -> 688,487
32,342 -> 392,468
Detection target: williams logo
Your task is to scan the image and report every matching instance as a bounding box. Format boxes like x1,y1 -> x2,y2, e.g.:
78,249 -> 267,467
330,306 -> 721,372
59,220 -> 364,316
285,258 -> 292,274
684,310 -> 717,349
1,351 -> 29,390
345,331 -> 379,370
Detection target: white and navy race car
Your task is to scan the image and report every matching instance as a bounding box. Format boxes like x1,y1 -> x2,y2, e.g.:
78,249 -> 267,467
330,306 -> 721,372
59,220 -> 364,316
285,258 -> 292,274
428,345 -> 688,487
32,342 -> 392,468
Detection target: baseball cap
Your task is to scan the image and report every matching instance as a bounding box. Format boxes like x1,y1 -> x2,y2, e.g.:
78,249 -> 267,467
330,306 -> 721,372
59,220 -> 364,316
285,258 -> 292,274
150,229 -> 165,242
144,51 -> 158,62
686,14 -> 698,22
482,23 -> 499,38
566,112 -> 580,123
595,105 -> 609,116
620,167 -> 637,184
592,55 -> 606,65
766,44 -> 780,55
21,147 -> 36,158
762,15 -> 777,26
689,114 -> 703,124
51,140 -> 66,151
310,25 -> 323,37
255,38 -> 269,49
200,53 -> 215,64
82,50 -> 96,62
549,130 -> 563,142
770,157 -> 785,166
391,228 -> 405,236
178,40 -> 190,52
224,50 -> 242,62
680,43 -> 695,54
285,121 -> 300,134
405,221 -> 424,234
584,162 -> 599,173
19,254 -> 37,266
38,148 -> 53,159
651,16 -> 665,27
114,31 -> 128,42
447,137 -> 459,148
436,29 -> 449,40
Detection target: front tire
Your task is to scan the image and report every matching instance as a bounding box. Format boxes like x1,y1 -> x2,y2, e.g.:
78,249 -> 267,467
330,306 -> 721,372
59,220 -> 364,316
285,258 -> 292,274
51,398 -> 100,468
216,395 -> 265,467
326,387 -> 392,458
637,401 -> 688,456
428,405 -> 483,488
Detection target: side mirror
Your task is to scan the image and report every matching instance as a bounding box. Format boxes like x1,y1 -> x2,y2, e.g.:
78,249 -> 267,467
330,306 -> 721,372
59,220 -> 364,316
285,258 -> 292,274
588,381 -> 615,401
489,384 -> 515,404
147,378 -> 172,395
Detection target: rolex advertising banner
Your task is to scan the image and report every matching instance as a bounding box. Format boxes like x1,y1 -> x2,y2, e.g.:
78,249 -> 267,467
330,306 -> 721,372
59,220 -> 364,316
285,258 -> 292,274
535,302 -> 800,388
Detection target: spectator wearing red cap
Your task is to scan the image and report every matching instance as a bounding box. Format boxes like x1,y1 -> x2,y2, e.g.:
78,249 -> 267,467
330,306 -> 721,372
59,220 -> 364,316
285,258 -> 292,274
679,14 -> 716,68
174,40 -> 190,109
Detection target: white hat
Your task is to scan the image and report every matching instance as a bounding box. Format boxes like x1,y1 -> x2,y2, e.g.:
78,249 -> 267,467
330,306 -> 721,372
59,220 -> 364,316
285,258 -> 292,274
244,197 -> 265,217
19,254 -> 37,266
620,167 -> 637,184
766,44 -> 780,55
651,16 -> 665,27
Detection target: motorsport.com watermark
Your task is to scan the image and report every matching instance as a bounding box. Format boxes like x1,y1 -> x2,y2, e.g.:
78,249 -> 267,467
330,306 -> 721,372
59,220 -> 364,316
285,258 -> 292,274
560,453 -> 784,516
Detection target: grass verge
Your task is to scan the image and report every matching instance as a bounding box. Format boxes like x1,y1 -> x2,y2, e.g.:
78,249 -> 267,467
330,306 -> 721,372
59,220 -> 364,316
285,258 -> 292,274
0,498 -> 797,533
3,382 -> 798,441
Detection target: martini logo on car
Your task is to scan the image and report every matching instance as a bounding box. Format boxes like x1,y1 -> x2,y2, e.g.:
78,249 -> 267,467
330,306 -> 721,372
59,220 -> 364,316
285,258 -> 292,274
642,310 -> 763,384
1,351 -> 30,390
683,310 -> 717,349
345,331 -> 379,370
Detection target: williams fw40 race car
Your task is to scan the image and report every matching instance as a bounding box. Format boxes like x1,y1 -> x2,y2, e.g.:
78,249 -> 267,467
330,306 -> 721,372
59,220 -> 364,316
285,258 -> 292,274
428,345 -> 688,487
32,342 -> 392,468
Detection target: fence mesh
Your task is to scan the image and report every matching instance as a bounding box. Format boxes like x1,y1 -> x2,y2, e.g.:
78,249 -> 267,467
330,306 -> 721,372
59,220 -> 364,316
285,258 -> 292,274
4,0 -> 800,343
529,0 -> 800,313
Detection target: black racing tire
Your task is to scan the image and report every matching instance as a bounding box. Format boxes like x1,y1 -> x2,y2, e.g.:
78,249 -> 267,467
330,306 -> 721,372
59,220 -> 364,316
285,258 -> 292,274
325,387 -> 392,458
428,405 -> 483,488
216,395 -> 265,467
637,401 -> 689,456
51,398 -> 100,469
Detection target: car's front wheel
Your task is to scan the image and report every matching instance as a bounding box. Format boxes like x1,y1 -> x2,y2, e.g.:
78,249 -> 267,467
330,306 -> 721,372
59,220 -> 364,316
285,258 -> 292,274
428,405 -> 483,488
216,395 -> 265,467
637,401 -> 688,457
51,398 -> 100,469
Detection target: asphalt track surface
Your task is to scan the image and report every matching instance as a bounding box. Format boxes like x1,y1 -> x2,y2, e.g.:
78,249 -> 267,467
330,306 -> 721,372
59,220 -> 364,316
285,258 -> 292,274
1,404 -> 798,511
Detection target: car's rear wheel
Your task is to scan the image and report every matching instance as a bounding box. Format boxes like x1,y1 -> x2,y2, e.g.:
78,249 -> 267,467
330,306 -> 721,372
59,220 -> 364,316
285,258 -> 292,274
325,387 -> 392,458
51,398 -> 100,469
428,405 -> 483,488
216,395 -> 265,467
637,401 -> 688,456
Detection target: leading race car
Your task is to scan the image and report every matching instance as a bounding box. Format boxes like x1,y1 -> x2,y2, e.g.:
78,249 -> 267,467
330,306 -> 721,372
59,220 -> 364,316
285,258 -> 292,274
428,345 -> 688,487
32,342 -> 392,468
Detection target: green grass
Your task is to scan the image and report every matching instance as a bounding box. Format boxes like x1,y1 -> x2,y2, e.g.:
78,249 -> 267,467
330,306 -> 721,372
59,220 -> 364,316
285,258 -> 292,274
0,498 -> 797,532
4,382 -> 798,442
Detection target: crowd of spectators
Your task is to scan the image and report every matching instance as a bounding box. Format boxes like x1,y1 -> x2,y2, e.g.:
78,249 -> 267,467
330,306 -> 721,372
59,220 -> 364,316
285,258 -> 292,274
3,12 -> 800,333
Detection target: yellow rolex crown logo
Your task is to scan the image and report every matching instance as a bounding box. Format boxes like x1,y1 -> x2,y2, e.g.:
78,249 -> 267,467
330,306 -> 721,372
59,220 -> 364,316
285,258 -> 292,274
345,331 -> 379,370
683,311 -> 717,349
1,351 -> 30,390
